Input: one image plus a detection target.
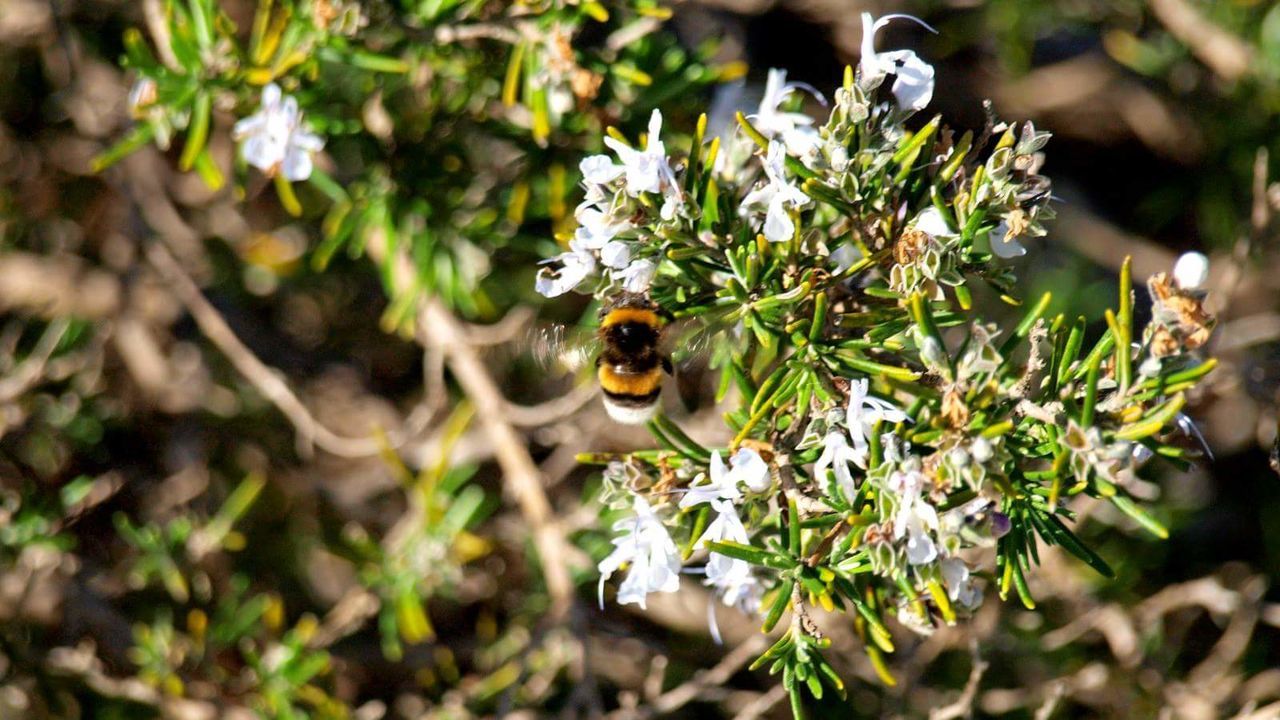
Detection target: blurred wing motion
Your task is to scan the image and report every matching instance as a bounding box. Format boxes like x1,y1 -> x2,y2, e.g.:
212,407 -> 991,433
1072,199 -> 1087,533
662,312 -> 732,413
523,302 -> 732,422
526,322 -> 599,375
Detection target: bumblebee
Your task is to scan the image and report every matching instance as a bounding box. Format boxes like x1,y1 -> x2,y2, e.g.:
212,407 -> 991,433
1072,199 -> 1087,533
531,293 -> 718,423
595,293 -> 673,424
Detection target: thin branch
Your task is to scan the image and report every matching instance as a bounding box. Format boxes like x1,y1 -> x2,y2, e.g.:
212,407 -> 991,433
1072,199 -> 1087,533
505,382 -> 599,427
461,306 -> 537,346
0,318 -> 69,403
433,23 -> 521,45
1216,147 -> 1273,324
806,518 -> 847,567
418,297 -> 576,620
609,635 -> 770,719
308,588 -> 381,650
930,642 -> 989,720
1213,313 -> 1280,353
733,685 -> 787,720
1010,319 -> 1049,400
1148,0 -> 1254,83
357,227 -> 578,621
141,0 -> 181,71
1033,681 -> 1067,720
146,241 -> 386,458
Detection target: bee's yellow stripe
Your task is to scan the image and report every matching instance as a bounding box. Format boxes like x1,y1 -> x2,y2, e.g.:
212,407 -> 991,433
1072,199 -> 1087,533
601,307 -> 661,329
598,364 -> 663,396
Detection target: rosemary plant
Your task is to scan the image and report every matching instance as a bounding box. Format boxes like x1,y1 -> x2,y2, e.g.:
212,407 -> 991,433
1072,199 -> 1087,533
547,16 -> 1218,716
99,0 -> 726,320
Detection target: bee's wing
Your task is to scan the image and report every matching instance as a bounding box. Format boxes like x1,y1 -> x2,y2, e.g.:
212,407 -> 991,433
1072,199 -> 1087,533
662,313 -> 732,366
661,315 -> 729,412
525,322 -> 599,374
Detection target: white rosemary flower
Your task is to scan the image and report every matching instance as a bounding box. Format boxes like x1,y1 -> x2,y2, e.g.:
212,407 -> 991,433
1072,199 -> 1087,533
538,197 -> 642,297
696,498 -> 750,551
1173,251 -> 1210,290
575,206 -> 633,249
535,237 -> 597,298
695,498 -> 763,640
727,447 -> 772,492
847,378 -> 908,465
754,68 -> 821,158
940,557 -> 983,609
914,207 -> 955,238
715,565 -> 762,614
580,154 -> 626,185
597,496 -> 681,609
815,430 -> 860,503
740,140 -> 812,242
232,83 -> 325,182
970,437 -> 994,463
989,219 -> 1028,258
614,258 -> 657,294
597,238 -> 631,270
859,13 -> 936,112
601,109 -> 680,198
887,469 -> 939,565
681,448 -> 771,508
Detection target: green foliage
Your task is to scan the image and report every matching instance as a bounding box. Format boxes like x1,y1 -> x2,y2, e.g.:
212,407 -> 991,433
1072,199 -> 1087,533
572,52 -> 1217,712
100,0 -> 728,319
2,0 -> 1267,716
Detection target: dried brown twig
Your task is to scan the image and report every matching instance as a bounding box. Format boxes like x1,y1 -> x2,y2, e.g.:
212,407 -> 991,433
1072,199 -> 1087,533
419,297 -> 578,620
0,318 -> 69,404
354,226 -> 580,621
1148,0 -> 1254,83
147,228 -> 581,617
505,382 -> 599,427
929,642 -> 989,720
606,635 -> 770,719
146,240 -> 390,459
733,685 -> 787,720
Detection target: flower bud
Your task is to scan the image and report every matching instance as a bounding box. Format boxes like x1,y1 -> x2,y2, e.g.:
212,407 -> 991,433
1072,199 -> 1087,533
921,336 -> 948,370
1173,251 -> 1209,290
829,145 -> 849,172
990,512 -> 1012,539
970,437 -> 994,463
1130,444 -> 1154,466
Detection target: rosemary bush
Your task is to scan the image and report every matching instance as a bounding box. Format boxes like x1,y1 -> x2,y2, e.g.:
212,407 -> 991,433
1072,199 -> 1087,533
100,0 -> 726,318
545,17 -> 1218,716
1,0 -> 1238,716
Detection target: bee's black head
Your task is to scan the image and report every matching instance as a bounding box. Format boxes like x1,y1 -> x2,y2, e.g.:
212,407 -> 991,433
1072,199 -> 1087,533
605,320 -> 658,353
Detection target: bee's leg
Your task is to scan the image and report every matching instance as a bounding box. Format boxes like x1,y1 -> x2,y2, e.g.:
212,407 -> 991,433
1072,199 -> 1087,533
661,355 -> 673,375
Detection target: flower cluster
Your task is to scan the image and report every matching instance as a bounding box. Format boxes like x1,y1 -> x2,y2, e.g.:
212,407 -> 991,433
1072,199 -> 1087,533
536,110 -> 683,297
599,449 -> 770,627
557,13 -> 1218,712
